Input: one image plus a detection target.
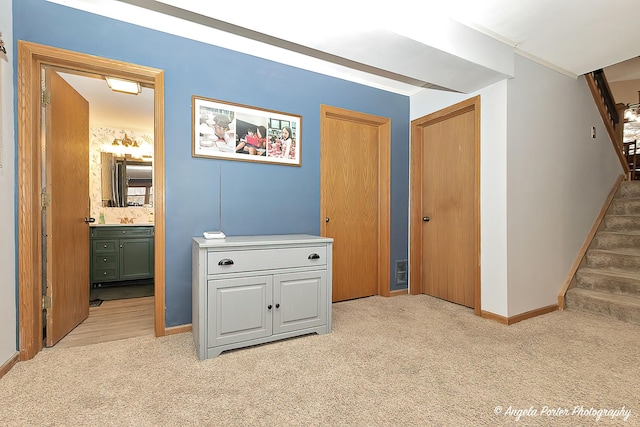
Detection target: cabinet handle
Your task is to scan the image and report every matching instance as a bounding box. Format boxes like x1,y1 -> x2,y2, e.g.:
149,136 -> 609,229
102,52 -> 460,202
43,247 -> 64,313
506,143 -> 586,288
308,253 -> 320,260
267,305 -> 272,310
275,303 -> 280,308
218,259 -> 234,266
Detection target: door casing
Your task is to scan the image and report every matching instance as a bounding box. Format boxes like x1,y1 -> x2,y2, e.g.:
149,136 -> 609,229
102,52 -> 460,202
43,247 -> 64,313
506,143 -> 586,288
409,96 -> 481,315
17,41 -> 166,360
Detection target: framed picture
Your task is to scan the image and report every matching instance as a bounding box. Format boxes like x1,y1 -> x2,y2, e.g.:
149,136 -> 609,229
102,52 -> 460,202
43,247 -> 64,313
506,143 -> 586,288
192,96 -> 302,166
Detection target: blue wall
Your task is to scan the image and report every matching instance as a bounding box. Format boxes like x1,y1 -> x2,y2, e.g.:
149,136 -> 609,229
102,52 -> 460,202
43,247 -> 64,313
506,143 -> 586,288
14,0 -> 410,326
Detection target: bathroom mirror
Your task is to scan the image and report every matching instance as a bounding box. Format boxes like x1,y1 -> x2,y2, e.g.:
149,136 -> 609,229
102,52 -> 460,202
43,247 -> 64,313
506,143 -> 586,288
101,152 -> 153,207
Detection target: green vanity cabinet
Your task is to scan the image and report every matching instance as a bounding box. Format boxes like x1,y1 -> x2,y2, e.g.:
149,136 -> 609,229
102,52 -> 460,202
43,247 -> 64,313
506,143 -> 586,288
90,225 -> 154,286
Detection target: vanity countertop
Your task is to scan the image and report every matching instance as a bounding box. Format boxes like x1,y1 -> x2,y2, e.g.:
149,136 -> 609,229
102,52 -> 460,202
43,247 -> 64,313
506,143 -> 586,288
91,223 -> 154,227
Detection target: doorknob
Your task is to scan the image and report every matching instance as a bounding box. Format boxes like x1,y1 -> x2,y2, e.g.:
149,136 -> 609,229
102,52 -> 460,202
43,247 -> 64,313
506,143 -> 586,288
422,216 -> 430,222
84,217 -> 96,224
325,217 -> 330,223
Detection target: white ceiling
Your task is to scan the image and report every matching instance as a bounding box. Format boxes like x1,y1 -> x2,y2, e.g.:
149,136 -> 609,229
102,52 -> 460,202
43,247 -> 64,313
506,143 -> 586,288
50,0 -> 640,124
604,57 -> 640,83
57,72 -> 154,132
444,0 -> 640,75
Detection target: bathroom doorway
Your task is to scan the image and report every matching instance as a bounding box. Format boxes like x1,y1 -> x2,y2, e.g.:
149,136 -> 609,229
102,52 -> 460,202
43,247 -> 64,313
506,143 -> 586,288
17,41 -> 166,360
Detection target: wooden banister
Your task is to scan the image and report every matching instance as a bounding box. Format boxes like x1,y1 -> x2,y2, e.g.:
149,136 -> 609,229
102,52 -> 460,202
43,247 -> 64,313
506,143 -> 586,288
592,69 -> 619,125
586,70 -> 630,178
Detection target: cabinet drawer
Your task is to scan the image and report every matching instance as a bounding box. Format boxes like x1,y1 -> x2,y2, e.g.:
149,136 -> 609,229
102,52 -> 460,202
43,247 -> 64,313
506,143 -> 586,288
208,246 -> 327,275
93,268 -> 118,281
93,253 -> 117,269
91,226 -> 153,238
93,240 -> 118,253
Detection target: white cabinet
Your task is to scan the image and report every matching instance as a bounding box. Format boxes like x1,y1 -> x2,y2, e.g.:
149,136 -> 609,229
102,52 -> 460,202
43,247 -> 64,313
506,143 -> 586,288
192,235 -> 333,359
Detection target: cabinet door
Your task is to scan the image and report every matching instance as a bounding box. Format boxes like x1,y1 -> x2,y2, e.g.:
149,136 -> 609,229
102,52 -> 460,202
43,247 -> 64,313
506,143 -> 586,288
208,275 -> 273,347
119,238 -> 154,280
273,271 -> 327,335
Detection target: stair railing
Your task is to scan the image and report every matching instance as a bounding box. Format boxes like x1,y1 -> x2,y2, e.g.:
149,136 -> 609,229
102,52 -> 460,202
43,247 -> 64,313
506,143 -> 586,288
586,69 -> 630,178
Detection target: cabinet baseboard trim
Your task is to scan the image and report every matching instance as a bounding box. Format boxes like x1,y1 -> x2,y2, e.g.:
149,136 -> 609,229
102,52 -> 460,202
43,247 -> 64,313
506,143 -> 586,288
482,304 -> 558,325
0,353 -> 20,379
165,324 -> 192,335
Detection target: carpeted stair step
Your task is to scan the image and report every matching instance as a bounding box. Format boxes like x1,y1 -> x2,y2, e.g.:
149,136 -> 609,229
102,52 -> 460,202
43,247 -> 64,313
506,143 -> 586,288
601,215 -> 640,233
591,231 -> 640,250
566,180 -> 640,324
608,199 -> 640,215
575,268 -> 640,297
618,180 -> 640,199
584,248 -> 640,273
565,287 -> 640,325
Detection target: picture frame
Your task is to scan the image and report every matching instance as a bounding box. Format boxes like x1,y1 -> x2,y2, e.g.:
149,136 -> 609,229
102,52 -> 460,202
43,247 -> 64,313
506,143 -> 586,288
192,96 -> 302,166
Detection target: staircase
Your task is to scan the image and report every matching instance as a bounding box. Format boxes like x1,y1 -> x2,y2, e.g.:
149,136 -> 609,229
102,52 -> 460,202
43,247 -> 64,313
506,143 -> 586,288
566,180 -> 640,324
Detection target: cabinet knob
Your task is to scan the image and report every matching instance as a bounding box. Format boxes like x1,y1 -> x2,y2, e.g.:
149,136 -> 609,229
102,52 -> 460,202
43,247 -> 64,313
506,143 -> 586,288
218,259 -> 234,266
103,258 -> 107,262
103,244 -> 108,248
267,305 -> 272,310
122,231 -> 126,234
308,253 -> 320,260
103,272 -> 107,275
120,245 -> 123,248
275,303 -> 280,308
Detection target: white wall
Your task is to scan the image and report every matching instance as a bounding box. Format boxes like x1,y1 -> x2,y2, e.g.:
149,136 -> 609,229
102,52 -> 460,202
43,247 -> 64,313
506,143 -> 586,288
0,0 -> 17,365
410,80 -> 509,317
506,54 -> 623,316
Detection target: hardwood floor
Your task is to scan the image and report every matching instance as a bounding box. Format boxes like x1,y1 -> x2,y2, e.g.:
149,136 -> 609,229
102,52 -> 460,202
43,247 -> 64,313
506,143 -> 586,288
54,296 -> 154,349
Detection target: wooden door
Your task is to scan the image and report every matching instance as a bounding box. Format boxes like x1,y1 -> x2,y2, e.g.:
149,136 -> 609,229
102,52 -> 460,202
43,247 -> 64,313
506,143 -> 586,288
320,105 -> 390,302
410,97 -> 480,312
44,68 -> 91,346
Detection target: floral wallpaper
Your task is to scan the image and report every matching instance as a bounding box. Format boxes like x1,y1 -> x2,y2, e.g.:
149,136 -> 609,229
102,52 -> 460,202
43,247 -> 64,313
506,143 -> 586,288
624,122 -> 640,143
90,127 -> 154,224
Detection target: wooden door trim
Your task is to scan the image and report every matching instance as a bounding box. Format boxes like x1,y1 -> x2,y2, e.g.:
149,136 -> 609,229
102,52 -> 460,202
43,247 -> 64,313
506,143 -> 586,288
17,41 -> 166,361
409,96 -> 481,315
320,105 -> 391,297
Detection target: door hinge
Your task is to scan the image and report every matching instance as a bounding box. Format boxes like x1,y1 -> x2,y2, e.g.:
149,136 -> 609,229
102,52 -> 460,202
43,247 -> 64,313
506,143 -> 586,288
41,89 -> 51,106
42,295 -> 52,310
41,192 -> 50,209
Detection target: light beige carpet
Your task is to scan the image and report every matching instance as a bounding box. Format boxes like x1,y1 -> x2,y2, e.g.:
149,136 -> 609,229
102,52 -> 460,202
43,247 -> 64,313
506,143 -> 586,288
0,294 -> 638,426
